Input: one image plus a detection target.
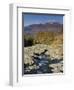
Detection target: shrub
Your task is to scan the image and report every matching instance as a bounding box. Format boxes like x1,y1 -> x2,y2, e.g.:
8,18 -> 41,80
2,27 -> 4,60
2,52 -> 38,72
24,35 -> 34,47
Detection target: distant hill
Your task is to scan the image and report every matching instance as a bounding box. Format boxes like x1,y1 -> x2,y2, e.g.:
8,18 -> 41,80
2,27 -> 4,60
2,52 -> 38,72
24,22 -> 63,34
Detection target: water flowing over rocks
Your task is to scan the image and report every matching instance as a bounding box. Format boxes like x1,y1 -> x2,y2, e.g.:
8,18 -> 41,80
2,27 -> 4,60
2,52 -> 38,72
24,44 -> 63,74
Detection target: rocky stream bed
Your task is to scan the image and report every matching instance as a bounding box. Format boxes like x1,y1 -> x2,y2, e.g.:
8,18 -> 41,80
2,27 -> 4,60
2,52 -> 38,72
24,44 -> 63,74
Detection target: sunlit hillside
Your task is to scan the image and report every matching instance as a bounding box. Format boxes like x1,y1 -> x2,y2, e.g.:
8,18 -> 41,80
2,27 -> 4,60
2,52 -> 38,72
33,32 -> 54,45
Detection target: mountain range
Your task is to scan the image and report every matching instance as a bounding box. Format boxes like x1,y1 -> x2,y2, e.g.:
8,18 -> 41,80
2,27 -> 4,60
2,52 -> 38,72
24,22 -> 63,34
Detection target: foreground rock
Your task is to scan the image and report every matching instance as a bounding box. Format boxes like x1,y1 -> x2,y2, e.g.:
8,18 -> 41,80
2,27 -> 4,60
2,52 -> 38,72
24,44 -> 63,74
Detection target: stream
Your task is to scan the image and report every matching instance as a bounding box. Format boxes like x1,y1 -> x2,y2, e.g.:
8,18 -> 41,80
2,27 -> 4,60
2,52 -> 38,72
24,50 -> 53,74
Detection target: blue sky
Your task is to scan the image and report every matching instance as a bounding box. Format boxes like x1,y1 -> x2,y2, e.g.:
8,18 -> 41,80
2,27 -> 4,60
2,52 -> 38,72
23,13 -> 63,27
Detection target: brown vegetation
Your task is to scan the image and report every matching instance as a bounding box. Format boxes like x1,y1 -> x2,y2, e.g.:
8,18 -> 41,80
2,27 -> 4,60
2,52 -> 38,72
24,31 -> 63,49
33,32 -> 54,45
33,32 -> 63,46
